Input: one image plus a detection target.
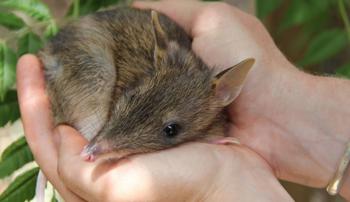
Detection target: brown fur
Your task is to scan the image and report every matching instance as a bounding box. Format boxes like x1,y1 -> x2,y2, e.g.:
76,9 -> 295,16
40,8 -> 251,158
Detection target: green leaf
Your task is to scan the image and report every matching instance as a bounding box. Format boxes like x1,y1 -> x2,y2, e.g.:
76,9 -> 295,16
0,0 -> 52,21
17,32 -> 42,56
338,0 -> 350,42
0,12 -> 25,30
0,43 -> 17,101
279,0 -> 331,31
300,29 -> 348,66
44,21 -> 59,39
51,190 -> 59,202
301,11 -> 331,37
1,136 -> 26,160
256,0 -> 283,19
280,0 -> 308,30
0,167 -> 39,202
67,0 -> 121,17
0,137 -> 34,178
336,62 -> 350,78
0,90 -> 20,127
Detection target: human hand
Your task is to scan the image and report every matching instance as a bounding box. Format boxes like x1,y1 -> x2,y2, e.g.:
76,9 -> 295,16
55,125 -> 292,202
17,55 -> 292,202
17,55 -> 84,202
134,0 -> 350,198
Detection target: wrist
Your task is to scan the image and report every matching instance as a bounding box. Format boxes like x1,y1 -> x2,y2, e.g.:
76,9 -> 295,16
272,69 -> 350,187
301,75 -> 350,187
334,142 -> 350,200
234,54 -> 350,188
274,71 -> 350,187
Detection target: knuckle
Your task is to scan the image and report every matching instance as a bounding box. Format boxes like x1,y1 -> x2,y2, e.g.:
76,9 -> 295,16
199,2 -> 232,21
209,2 -> 233,12
198,1 -> 263,28
193,2 -> 233,34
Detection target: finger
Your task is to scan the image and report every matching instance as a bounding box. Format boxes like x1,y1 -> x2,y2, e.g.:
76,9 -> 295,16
133,0 -> 205,35
57,125 -> 88,155
57,125 -> 238,202
17,54 -> 57,174
57,125 -> 99,201
56,124 -> 196,201
57,125 -> 162,201
17,54 -> 53,152
16,55 -> 84,202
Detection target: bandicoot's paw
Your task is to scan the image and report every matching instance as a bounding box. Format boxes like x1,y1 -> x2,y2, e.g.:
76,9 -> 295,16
81,145 -> 99,162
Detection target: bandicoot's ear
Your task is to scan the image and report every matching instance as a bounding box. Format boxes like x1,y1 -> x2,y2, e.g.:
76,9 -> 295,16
213,58 -> 255,106
151,10 -> 168,65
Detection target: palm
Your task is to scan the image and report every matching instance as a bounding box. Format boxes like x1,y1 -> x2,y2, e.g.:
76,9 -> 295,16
187,7 -> 329,186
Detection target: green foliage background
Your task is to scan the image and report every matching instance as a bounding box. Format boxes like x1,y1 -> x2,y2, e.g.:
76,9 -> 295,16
0,0 -> 349,201
0,0 -> 129,201
257,0 -> 350,75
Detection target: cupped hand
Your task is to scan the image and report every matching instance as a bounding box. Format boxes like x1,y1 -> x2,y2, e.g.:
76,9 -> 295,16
17,54 -> 292,201
17,55 -> 84,202
56,125 -> 292,202
133,0 -> 350,192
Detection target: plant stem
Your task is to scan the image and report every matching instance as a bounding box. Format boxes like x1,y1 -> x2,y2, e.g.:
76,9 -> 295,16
73,0 -> 80,18
2,27 -> 29,44
338,0 -> 350,43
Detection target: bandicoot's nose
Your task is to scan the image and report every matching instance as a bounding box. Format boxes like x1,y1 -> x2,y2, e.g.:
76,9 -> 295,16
81,143 -> 100,162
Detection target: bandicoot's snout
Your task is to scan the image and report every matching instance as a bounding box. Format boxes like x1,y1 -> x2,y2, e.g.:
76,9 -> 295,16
81,141 -> 109,162
80,140 -> 136,162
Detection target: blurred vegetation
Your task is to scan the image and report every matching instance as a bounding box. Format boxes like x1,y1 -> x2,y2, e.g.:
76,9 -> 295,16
0,1 -> 129,201
0,0 -> 349,201
257,0 -> 350,76
257,1 -> 349,201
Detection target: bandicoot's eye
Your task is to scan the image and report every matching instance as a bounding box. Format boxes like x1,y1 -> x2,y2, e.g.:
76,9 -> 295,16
163,123 -> 181,138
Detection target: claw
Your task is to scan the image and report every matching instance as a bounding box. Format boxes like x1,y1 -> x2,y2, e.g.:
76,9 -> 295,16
81,144 -> 100,162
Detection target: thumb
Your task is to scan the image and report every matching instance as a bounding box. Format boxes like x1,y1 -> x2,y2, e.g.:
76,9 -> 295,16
132,0 -> 205,35
57,125 -> 88,157
56,125 -> 99,201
